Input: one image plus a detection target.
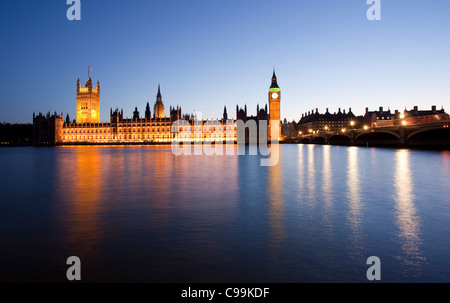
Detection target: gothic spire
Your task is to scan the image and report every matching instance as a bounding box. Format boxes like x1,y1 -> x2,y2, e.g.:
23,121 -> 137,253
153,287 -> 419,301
270,69 -> 279,89
156,84 -> 162,102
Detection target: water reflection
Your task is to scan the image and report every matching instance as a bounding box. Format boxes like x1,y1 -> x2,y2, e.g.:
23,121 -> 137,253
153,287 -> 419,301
297,144 -> 305,199
31,144 -> 446,282
394,150 -> 424,273
267,150 -> 286,267
322,146 -> 334,229
442,151 -> 450,186
306,144 -> 316,207
346,147 -> 364,256
56,147 -> 103,268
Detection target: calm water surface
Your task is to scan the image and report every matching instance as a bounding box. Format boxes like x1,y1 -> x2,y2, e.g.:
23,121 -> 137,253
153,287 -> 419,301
1,144 -> 449,282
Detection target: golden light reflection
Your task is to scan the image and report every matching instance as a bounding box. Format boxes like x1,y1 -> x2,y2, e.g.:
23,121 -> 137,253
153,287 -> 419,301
147,146 -> 172,210
169,145 -> 239,209
306,144 -> 316,207
322,146 -> 334,228
297,144 -> 305,196
56,146 -> 103,265
268,149 -> 286,257
139,145 -> 240,230
346,146 -> 363,255
394,149 -> 425,269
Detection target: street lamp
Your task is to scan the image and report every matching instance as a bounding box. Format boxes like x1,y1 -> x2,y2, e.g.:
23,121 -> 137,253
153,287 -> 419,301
350,121 -> 355,129
400,113 -> 407,126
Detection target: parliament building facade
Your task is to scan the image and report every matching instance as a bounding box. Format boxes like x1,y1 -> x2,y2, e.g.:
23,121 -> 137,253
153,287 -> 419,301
33,71 -> 281,146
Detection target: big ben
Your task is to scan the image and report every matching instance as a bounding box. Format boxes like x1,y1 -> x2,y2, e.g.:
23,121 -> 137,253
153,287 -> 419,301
268,69 -> 281,140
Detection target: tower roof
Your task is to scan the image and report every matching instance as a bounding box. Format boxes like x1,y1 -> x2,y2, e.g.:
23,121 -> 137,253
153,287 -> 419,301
155,84 -> 163,104
157,84 -> 161,98
270,69 -> 279,89
154,84 -> 165,118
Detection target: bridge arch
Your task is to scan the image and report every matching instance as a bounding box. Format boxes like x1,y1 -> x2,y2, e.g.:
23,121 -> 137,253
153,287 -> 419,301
300,137 -> 311,144
328,134 -> 351,145
354,131 -> 400,147
355,130 -> 400,141
311,136 -> 326,144
407,126 -> 448,141
407,127 -> 450,148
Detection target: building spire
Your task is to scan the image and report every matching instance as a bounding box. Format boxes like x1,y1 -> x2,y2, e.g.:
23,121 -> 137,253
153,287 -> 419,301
154,83 -> 165,118
156,84 -> 162,101
270,68 -> 279,89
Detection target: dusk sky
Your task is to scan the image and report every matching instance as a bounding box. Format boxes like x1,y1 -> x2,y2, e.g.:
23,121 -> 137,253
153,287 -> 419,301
1,0 -> 449,123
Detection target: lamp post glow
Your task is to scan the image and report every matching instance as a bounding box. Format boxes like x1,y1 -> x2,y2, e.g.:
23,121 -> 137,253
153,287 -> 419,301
400,113 -> 406,126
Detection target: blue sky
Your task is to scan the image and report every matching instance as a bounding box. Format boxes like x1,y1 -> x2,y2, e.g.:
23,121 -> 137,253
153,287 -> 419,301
0,0 -> 449,123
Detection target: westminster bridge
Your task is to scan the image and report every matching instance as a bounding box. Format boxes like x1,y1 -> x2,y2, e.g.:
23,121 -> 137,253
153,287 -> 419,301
297,121 -> 450,148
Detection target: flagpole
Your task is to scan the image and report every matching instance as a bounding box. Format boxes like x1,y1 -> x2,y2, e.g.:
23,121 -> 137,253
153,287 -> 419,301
88,65 -> 90,79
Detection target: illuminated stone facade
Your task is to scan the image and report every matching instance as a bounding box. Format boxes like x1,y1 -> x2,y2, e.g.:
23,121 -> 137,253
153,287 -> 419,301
33,72 -> 280,145
60,79 -> 237,144
77,78 -> 100,124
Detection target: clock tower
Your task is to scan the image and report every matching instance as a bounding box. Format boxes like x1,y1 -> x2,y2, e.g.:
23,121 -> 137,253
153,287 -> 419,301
268,69 -> 281,140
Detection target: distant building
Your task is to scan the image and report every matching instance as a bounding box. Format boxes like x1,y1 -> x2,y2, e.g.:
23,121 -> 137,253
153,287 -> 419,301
33,112 -> 63,146
364,107 -> 394,127
281,119 -> 297,138
403,105 -> 446,118
236,104 -> 268,124
367,105 -> 449,127
396,105 -> 449,126
235,104 -> 269,142
0,123 -> 33,146
297,108 -> 356,134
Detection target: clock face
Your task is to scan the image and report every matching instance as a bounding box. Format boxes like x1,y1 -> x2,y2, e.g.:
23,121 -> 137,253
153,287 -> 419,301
271,93 -> 279,99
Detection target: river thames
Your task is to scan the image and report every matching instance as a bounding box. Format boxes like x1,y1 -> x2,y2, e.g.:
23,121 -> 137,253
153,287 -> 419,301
1,144 -> 449,282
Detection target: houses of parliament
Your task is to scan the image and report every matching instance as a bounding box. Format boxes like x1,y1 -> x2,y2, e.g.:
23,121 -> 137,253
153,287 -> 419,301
33,71 -> 282,146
